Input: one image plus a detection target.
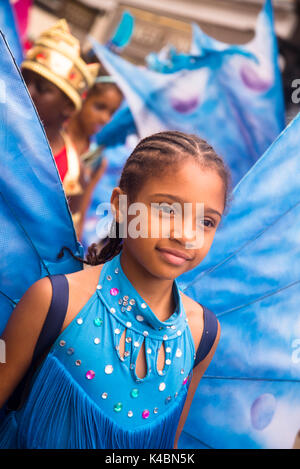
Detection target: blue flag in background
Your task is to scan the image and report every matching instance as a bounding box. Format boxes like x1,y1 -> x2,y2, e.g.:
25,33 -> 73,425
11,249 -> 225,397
91,0 -> 285,186
0,0 -> 23,66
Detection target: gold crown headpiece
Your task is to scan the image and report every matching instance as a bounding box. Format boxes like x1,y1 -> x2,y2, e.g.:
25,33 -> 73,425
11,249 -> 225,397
22,19 -> 99,111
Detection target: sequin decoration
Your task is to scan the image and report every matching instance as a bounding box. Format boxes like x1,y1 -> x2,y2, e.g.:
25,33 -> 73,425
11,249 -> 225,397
77,318 -> 83,325
131,388 -> 139,398
94,338 -> 100,344
159,383 -> 166,391
67,347 -> 74,355
126,321 -> 132,328
176,349 -> 182,357
105,365 -> 113,374
75,360 -> 81,366
183,377 -> 188,385
59,340 -> 66,347
142,410 -> 150,419
101,392 -> 108,399
136,315 -> 144,322
86,370 -> 95,380
110,307 -> 116,314
153,408 -> 159,414
94,318 -> 103,327
114,402 -> 122,412
110,288 -> 119,296
128,411 -> 133,418
141,303 -> 147,309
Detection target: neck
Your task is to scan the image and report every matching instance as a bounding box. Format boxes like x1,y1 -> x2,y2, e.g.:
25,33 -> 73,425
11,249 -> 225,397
120,249 -> 175,322
44,122 -> 65,155
66,116 -> 89,154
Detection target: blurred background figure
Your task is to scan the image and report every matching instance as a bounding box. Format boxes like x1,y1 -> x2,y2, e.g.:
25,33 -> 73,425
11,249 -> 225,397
64,73 -> 123,237
21,18 -> 100,234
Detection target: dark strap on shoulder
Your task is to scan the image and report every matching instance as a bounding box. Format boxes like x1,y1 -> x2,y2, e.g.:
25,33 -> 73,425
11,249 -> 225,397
31,274 -> 69,363
6,274 -> 69,411
193,306 -> 218,368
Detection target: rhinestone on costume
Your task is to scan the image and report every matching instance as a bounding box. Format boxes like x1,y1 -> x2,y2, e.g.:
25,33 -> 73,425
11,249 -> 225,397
114,328 -> 121,334
183,377 -> 188,385
165,396 -> 172,404
77,318 -> 83,325
153,408 -> 159,414
165,359 -> 171,365
110,288 -> 119,296
114,402 -> 122,412
126,337 -> 132,343
136,315 -> 144,322
131,388 -> 139,398
129,299 -> 135,305
147,348 -> 152,354
142,410 -> 150,419
94,338 -> 100,344
159,383 -> 166,391
124,351 -> 130,357
174,392 -> 178,399
141,303 -> 147,309
94,318 -> 103,327
126,321 -> 132,328
143,331 -> 149,337
118,299 -> 123,305
176,349 -> 182,357
115,268 -> 119,274
123,295 -> 129,301
121,307 -> 126,312
96,284 -> 102,290
134,341 -> 140,348
101,392 -> 108,399
128,410 -> 133,418
105,364 -> 113,374
59,340 -> 66,347
67,347 -> 74,355
166,347 -> 171,353
177,330 -> 182,336
126,306 -> 132,311
86,370 -> 95,380
180,369 -> 184,374
107,275 -> 112,281
75,360 -> 81,366
110,307 -> 116,314
171,325 -> 176,330
163,334 -> 168,341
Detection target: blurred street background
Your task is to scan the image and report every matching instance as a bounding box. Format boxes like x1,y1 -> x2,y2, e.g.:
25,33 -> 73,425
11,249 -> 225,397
23,0 -> 300,120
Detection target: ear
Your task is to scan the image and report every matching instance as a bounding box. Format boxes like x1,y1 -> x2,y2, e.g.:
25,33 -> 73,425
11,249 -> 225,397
110,187 -> 127,224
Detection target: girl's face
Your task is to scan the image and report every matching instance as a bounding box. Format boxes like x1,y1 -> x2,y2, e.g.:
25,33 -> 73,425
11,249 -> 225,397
113,158 -> 226,281
79,86 -> 122,137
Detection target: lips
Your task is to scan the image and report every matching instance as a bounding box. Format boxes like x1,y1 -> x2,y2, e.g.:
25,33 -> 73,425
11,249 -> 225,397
156,247 -> 193,266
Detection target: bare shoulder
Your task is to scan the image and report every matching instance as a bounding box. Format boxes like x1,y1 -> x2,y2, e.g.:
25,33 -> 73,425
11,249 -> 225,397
62,263 -> 104,331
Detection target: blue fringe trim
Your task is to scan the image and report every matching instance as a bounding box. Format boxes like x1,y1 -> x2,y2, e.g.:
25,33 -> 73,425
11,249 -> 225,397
0,411 -> 18,449
2,354 -> 187,449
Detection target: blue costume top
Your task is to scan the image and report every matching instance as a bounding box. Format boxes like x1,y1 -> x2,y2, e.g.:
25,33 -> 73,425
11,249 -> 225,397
0,253 -> 216,449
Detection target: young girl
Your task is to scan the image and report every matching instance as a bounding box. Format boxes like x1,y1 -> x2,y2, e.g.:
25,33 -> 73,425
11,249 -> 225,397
0,131 -> 230,449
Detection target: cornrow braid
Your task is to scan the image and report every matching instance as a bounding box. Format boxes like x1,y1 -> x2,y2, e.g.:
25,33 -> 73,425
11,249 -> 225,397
84,130 -> 231,266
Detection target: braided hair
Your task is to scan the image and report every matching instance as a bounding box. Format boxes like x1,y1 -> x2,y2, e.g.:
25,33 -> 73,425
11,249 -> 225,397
59,131 -> 231,266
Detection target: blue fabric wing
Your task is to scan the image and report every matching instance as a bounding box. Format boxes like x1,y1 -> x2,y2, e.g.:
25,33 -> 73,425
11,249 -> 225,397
178,113 -> 300,449
0,32 -> 83,334
0,0 -> 23,66
90,0 -> 284,186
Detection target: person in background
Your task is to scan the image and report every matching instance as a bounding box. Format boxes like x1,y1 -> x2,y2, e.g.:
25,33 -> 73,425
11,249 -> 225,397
65,74 -> 123,238
21,19 -> 100,235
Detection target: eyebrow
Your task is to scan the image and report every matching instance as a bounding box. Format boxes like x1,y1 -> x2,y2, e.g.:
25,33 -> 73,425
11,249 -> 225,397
151,193 -> 222,219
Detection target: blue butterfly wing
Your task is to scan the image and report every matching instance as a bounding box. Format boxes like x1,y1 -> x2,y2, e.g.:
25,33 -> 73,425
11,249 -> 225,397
178,113 -> 300,449
0,32 -> 83,335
